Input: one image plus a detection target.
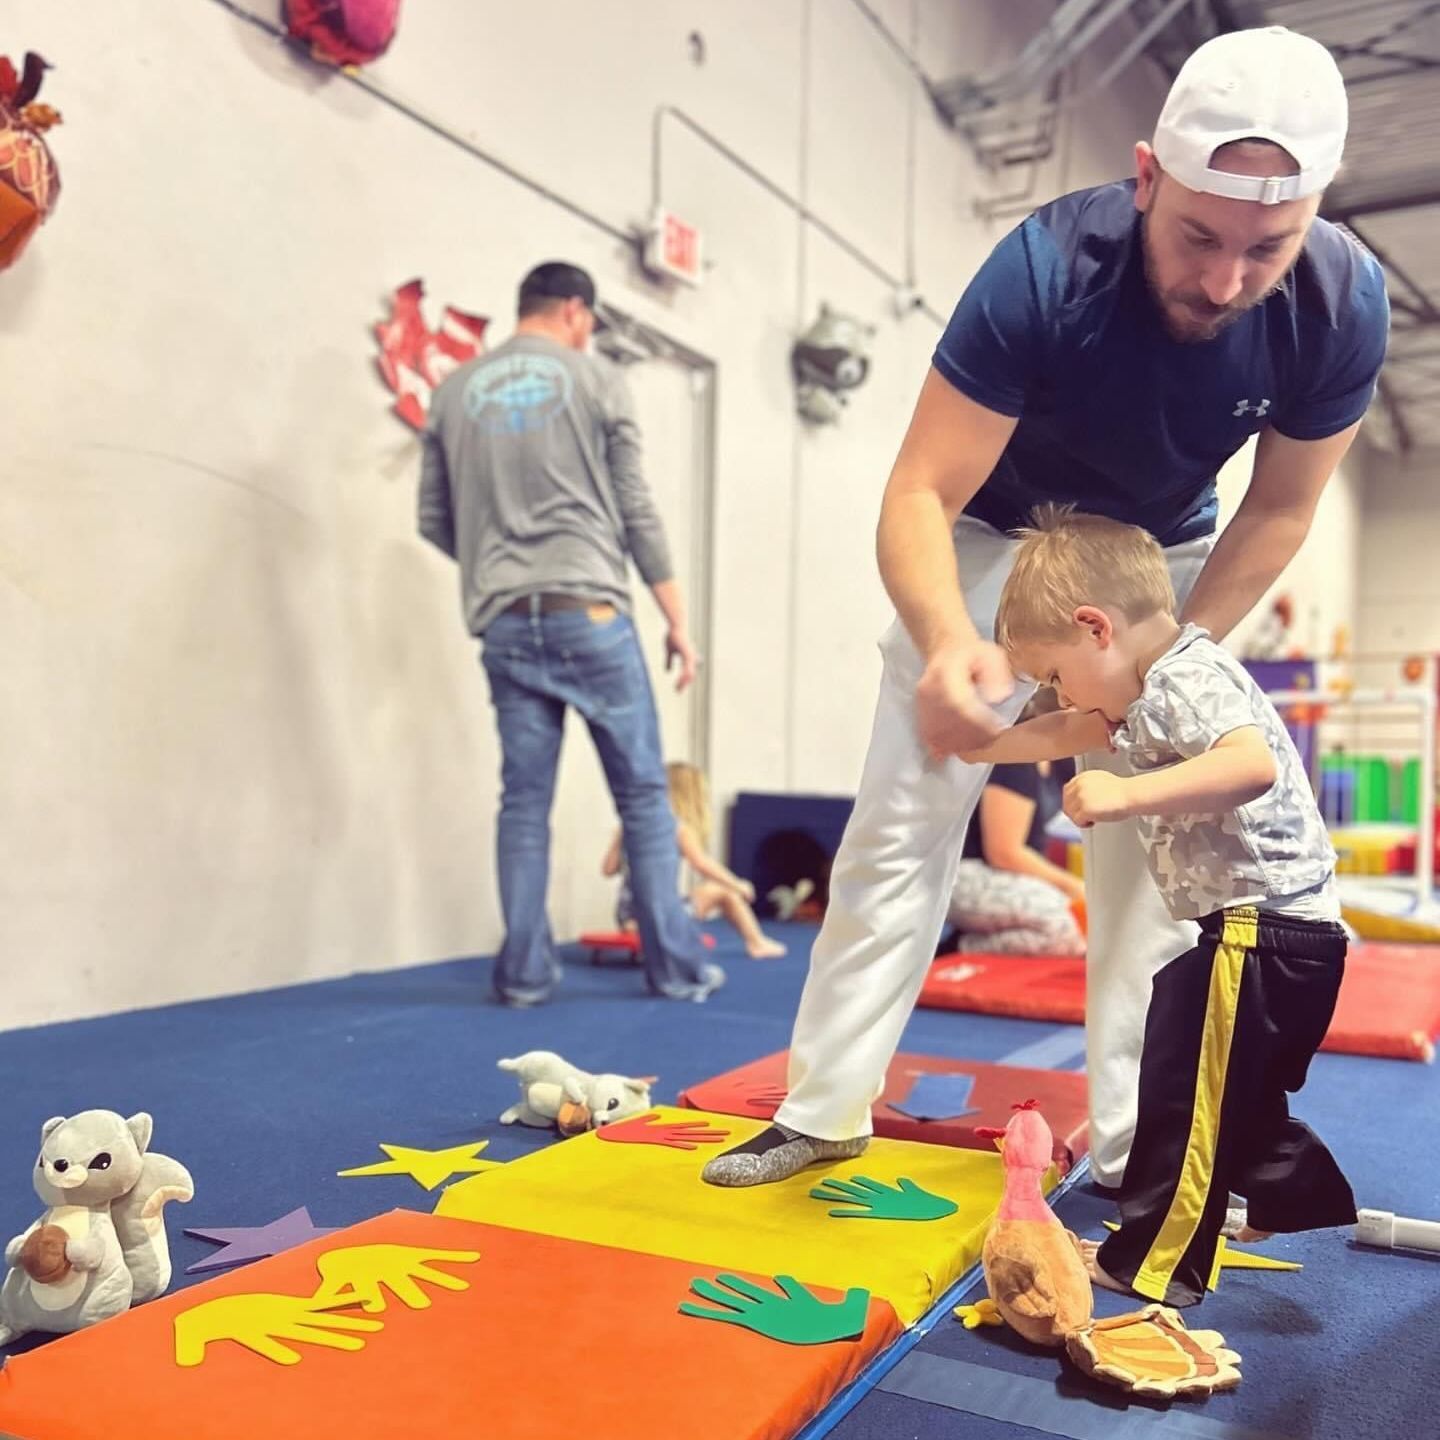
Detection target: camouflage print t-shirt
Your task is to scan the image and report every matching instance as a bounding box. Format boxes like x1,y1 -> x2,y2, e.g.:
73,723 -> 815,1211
1110,625 -> 1336,923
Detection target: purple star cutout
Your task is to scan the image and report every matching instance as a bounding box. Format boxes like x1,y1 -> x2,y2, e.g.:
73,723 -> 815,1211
184,1206 -> 338,1273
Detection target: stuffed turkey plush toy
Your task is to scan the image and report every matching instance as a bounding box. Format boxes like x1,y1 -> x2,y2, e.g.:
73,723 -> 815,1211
956,1102 -> 1243,1399
285,0 -> 402,68
0,53 -> 62,272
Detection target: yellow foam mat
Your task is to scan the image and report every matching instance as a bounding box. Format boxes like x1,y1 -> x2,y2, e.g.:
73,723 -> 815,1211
437,1107 -> 1043,1325
1342,906 -> 1440,943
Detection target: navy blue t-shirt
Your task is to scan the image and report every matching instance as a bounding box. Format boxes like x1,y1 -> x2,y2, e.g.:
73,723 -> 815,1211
934,181 -> 1390,546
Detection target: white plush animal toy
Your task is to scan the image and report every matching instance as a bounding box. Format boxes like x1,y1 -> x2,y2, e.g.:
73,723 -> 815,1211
498,1051 -> 656,1136
0,1111 -> 193,1344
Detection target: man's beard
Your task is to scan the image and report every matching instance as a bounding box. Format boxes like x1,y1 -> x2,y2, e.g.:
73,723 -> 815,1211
1140,212 -> 1285,344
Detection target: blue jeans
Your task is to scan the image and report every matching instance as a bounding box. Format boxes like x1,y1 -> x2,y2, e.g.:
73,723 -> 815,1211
480,605 -> 713,1001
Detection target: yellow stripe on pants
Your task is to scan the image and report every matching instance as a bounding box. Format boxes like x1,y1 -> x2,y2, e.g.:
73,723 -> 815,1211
1133,908 -> 1255,1300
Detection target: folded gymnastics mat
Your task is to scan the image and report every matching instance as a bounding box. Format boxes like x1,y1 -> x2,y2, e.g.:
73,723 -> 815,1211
1324,941 -> 1440,1062
918,944 -> 1440,1062
436,1107 -> 1032,1326
0,1209 -> 902,1440
917,952 -> 1087,1024
678,1050 -> 1089,1172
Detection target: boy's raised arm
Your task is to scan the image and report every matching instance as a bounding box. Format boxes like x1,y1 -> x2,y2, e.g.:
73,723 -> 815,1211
959,708 -> 1111,766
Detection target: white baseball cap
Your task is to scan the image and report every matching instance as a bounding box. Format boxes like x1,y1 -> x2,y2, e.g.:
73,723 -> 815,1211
1153,27 -> 1348,205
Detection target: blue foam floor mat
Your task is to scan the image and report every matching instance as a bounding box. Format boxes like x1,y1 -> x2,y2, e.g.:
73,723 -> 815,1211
2,922 -> 1436,1440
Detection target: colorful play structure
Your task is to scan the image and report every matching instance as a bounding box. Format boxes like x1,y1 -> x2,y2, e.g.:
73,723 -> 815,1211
1257,651 -> 1439,940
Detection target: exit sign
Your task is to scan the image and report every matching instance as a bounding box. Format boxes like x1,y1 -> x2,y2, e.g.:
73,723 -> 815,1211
643,208 -> 703,286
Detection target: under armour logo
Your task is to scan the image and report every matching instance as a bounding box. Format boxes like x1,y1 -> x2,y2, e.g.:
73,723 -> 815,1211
1233,397 -> 1271,418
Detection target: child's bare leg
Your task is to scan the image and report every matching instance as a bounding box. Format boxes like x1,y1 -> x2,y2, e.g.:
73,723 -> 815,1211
696,885 -> 786,958
690,882 -> 725,921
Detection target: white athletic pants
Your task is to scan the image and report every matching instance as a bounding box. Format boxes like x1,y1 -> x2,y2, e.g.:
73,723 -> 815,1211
777,517 -> 1213,1187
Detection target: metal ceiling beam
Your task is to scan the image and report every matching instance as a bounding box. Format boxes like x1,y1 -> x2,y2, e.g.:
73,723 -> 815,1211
1376,373 -> 1414,453
1342,54 -> 1440,82
1334,0 -> 1440,46
1328,187 -> 1440,219
1341,218 -> 1440,325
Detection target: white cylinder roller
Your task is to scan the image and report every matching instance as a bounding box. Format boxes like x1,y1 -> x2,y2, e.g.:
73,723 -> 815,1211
1355,1208 -> 1440,1253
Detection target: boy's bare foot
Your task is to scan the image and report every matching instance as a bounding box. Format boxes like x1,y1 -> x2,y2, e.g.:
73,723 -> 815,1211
1220,1205 -> 1274,1244
747,937 -> 787,960
1078,1238 -> 1134,1296
1232,1223 -> 1275,1244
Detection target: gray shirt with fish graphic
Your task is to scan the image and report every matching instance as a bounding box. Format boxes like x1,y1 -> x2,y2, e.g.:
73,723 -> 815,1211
419,335 -> 673,636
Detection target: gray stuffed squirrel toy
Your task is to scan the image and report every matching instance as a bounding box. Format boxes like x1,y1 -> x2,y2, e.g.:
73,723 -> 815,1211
0,1110 -> 193,1345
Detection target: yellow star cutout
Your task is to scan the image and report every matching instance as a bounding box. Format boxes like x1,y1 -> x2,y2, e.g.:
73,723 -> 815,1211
338,1141 -> 498,1191
1206,1235 -> 1302,1290
1100,1222 -> 1302,1291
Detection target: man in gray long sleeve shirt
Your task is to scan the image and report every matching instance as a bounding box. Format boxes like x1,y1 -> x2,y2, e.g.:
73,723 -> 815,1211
419,261 -> 723,1006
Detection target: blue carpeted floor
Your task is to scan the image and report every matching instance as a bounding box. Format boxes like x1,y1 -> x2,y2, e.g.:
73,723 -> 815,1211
2,921 -> 1436,1440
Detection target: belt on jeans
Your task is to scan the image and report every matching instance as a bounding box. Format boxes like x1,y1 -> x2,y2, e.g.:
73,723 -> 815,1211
504,593 -> 605,616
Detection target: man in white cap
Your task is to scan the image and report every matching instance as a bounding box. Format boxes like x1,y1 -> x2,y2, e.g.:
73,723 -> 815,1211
704,28 -> 1388,1190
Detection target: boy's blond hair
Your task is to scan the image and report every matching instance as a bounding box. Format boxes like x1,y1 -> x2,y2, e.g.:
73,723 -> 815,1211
666,762 -> 711,843
995,504 -> 1175,650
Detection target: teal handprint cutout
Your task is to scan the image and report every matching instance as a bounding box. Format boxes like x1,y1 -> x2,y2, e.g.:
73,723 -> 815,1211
678,1273 -> 869,1345
809,1174 -> 959,1221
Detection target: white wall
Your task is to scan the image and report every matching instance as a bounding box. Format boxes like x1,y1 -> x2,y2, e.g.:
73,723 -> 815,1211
1216,441 -> 1363,662
2,0 -> 1174,1027
1354,446 -> 1440,658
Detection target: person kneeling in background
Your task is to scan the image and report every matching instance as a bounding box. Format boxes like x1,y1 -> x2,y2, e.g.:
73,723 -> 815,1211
946,692 -> 1085,956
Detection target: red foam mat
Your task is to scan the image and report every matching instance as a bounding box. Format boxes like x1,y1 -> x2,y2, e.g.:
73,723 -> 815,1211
917,943 -> 1440,1062
678,1050 -> 1090,1172
918,953 -> 1087,1024
1325,941 -> 1440,1062
577,931 -> 715,960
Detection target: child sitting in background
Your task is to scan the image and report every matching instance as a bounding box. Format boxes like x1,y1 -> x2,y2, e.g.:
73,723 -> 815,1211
604,762 -> 786,960
962,505 -> 1355,1308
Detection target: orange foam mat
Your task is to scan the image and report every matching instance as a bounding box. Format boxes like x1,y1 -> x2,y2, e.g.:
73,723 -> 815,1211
918,943 -> 1440,1062
678,1050 -> 1090,1172
0,1210 -> 902,1440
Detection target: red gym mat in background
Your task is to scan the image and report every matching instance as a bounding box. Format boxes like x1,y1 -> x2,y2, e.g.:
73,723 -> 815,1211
917,953 -> 1087,1024
916,943 -> 1440,1063
1325,941 -> 1440,1062
577,931 -> 715,964
677,1050 -> 1090,1172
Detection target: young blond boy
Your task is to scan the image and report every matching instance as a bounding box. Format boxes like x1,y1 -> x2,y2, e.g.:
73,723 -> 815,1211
964,505 -> 1355,1307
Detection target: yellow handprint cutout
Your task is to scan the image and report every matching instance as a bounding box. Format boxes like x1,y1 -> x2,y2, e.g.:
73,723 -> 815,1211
174,1291 -> 385,1367
312,1244 -> 482,1313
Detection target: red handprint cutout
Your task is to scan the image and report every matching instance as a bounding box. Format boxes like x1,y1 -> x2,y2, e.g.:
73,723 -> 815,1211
735,1083 -> 789,1117
595,1113 -> 732,1150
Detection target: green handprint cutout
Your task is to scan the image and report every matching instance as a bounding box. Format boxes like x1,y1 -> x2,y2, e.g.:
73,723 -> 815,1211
312,1243 -> 482,1313
174,1291 -> 385,1367
678,1273 -> 869,1346
809,1174 -> 959,1221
